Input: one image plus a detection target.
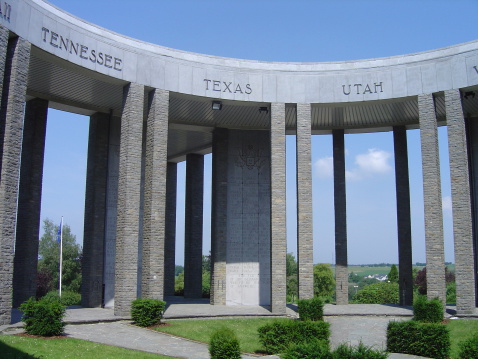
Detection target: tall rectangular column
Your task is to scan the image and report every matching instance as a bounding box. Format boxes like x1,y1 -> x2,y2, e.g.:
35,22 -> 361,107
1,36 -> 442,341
13,98 -> 48,308
393,126 -> 413,306
142,89 -> 169,300
184,153 -> 204,298
333,129 -> 348,305
296,103 -> 313,299
418,94 -> 446,304
114,83 -> 144,316
82,112 -> 110,307
270,103 -> 286,314
211,128 -> 228,304
445,89 -> 476,314
164,162 -> 177,297
0,37 -> 31,325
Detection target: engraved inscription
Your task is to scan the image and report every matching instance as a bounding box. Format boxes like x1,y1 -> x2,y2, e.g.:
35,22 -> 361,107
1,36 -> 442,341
235,145 -> 266,170
0,2 -> 11,22
41,27 -> 123,71
474,65 -> 478,75
343,82 -> 384,95
204,79 -> 252,94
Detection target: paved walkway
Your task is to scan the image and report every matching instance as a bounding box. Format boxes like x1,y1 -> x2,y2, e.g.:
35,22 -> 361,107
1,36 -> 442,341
3,300 -> 474,359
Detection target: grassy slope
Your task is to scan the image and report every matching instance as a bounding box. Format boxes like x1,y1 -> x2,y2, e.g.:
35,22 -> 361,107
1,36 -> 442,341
0,335 -> 176,359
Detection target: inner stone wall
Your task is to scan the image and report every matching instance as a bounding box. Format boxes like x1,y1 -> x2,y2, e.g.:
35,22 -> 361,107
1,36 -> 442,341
226,129 -> 271,306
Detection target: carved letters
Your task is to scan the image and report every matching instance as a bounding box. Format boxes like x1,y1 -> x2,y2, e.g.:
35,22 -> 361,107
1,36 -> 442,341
204,79 -> 252,94
343,82 -> 384,95
0,2 -> 11,22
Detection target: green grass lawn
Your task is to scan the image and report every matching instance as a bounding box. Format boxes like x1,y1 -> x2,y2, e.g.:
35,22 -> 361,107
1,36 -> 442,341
155,317 -> 478,357
0,335 -> 176,359
447,319 -> 478,358
155,317 -> 289,353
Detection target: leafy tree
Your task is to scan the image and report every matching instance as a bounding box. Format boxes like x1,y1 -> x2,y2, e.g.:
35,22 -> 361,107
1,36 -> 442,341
313,263 -> 335,298
38,218 -> 82,294
388,264 -> 398,283
286,252 -> 297,277
175,265 -> 184,276
286,253 -> 298,302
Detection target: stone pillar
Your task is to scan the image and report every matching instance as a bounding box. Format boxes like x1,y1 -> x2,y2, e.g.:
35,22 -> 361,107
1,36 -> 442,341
270,103 -> 287,314
13,99 -> 48,308
211,128 -> 228,305
333,129 -> 348,305
184,153 -> 204,298
418,94 -> 446,304
0,36 -> 31,325
445,89 -> 476,314
164,162 -> 177,297
114,83 -> 144,316
82,112 -> 110,308
142,89 -> 169,300
393,126 -> 413,306
296,103 -> 314,299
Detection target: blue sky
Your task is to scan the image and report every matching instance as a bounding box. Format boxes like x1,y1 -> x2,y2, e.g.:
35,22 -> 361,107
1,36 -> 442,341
41,0 -> 478,265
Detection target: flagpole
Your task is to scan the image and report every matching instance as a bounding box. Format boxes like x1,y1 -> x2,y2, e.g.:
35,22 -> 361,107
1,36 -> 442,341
59,216 -> 63,298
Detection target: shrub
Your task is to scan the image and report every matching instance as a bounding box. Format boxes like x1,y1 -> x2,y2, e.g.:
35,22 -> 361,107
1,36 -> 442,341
387,320 -> 450,359
131,298 -> 166,327
298,297 -> 324,321
331,342 -> 388,359
258,319 -> 330,354
282,340 -> 331,359
458,332 -> 478,359
19,297 -> 66,336
352,282 -> 399,304
446,282 -> 456,305
209,327 -> 241,359
413,295 -> 443,323
43,290 -> 81,306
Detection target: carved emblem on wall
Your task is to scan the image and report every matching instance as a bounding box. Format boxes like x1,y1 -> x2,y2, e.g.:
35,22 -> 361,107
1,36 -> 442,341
235,144 -> 265,170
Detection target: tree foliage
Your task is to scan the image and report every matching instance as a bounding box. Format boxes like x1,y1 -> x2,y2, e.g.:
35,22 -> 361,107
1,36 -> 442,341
313,263 -> 335,298
388,264 -> 398,283
38,218 -> 82,294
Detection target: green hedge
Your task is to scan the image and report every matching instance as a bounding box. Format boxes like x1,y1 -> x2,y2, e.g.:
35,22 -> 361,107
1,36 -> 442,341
458,333 -> 478,359
332,342 -> 388,359
387,320 -> 450,359
43,290 -> 81,307
282,341 -> 387,359
209,327 -> 241,359
258,320 -> 330,354
413,295 -> 443,323
131,298 -> 166,327
282,340 -> 331,359
298,297 -> 324,321
352,282 -> 399,304
19,297 -> 66,336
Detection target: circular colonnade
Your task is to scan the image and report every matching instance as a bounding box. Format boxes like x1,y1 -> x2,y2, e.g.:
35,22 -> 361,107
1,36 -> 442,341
0,0 -> 478,325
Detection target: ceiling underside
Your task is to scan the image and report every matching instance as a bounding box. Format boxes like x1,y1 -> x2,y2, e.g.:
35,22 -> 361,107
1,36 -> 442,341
27,47 -> 478,162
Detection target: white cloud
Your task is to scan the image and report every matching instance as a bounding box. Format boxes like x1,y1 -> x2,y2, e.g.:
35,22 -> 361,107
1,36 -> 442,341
314,156 -> 334,179
314,148 -> 392,181
347,148 -> 392,181
442,196 -> 452,212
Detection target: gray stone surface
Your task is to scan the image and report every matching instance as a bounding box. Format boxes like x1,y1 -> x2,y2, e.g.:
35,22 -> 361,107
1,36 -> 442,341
270,103 -> 287,314
103,115 -> 121,308
296,103 -> 314,300
418,94 -> 446,304
0,37 -> 31,326
82,112 -> 110,308
211,128 -> 228,305
13,98 -> 48,308
114,83 -> 145,316
141,89 -> 169,300
333,129 -> 348,305
393,126 -> 413,306
164,162 -> 177,297
184,153 -> 204,299
445,89 -> 476,314
225,130 -> 271,306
